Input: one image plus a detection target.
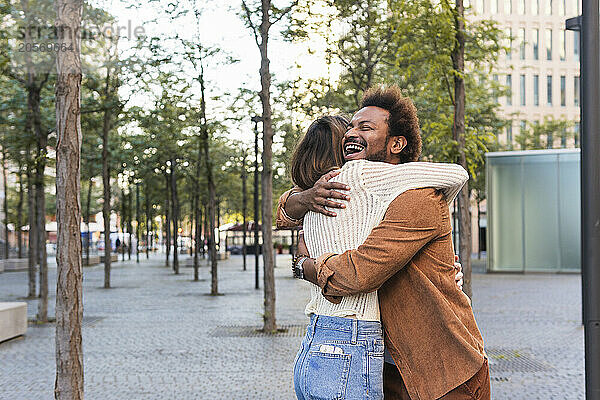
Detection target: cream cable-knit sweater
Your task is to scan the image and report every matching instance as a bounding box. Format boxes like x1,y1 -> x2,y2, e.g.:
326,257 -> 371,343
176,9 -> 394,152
303,159 -> 469,321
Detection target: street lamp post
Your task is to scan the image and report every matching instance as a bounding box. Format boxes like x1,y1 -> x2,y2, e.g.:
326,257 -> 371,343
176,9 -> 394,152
251,115 -> 262,290
241,150 -> 247,271
566,5 -> 600,398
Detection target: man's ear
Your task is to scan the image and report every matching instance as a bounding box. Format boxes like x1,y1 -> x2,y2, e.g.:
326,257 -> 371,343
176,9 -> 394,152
390,136 -> 407,155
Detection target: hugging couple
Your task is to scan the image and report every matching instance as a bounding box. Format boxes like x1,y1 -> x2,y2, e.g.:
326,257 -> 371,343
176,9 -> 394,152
277,86 -> 489,399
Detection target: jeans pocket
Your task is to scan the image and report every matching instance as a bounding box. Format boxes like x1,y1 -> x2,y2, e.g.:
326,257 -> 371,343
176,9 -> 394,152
303,350 -> 351,400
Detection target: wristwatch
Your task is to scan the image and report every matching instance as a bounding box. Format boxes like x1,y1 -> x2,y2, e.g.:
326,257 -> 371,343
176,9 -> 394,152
292,254 -> 308,280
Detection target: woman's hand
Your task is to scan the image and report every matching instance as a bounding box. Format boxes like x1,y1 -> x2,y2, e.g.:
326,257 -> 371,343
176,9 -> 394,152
291,170 -> 351,218
454,255 -> 464,291
297,230 -> 309,256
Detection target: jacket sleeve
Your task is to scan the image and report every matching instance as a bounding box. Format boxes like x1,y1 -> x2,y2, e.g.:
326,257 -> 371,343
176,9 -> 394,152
315,189 -> 443,301
276,187 -> 303,229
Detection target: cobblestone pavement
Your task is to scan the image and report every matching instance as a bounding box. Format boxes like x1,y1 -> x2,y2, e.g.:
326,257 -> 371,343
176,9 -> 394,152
0,254 -> 583,399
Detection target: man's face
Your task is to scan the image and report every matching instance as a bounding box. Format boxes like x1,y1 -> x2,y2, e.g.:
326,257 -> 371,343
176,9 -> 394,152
343,106 -> 392,163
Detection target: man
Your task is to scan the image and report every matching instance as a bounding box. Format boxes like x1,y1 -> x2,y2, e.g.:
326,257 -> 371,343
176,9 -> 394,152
279,86 -> 489,399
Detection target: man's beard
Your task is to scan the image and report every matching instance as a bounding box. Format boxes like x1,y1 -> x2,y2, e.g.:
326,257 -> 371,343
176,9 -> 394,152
366,137 -> 389,162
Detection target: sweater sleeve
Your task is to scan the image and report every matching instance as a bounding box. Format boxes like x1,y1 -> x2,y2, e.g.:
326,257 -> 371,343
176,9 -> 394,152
316,188 -> 444,300
276,188 -> 303,229
359,161 -> 469,205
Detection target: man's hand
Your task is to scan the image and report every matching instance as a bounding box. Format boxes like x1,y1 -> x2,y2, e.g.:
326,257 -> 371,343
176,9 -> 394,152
454,255 -> 463,291
290,170 -> 350,218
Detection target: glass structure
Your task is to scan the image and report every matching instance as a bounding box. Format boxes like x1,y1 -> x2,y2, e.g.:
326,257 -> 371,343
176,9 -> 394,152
486,149 -> 581,272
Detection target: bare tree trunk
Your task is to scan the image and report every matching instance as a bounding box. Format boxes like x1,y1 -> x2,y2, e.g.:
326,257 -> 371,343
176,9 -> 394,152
203,205 -> 208,259
102,99 -> 112,288
477,200 -> 482,260
242,152 -> 247,271
193,143 -> 201,279
85,177 -> 92,266
127,191 -> 132,260
2,150 -> 9,259
451,0 -> 472,299
36,139 -> 48,322
164,174 -> 170,268
121,188 -> 125,262
194,207 -> 202,280
145,185 -> 149,259
258,0 -> 276,332
135,184 -> 139,263
170,159 -> 179,274
26,154 -> 37,298
17,168 -> 24,259
196,60 -> 218,294
54,1 -> 84,397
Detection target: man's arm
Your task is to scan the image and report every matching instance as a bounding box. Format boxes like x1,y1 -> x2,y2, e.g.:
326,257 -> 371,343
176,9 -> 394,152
301,189 -> 443,302
283,170 -> 351,220
276,188 -> 303,229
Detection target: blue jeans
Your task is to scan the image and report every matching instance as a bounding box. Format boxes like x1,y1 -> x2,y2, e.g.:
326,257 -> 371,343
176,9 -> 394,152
293,315 -> 385,400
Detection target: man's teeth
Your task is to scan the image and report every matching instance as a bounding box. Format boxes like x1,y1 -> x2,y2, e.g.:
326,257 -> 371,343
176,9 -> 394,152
345,144 -> 364,154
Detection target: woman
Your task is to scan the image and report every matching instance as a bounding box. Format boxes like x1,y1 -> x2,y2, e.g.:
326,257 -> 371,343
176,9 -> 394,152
278,115 -> 468,400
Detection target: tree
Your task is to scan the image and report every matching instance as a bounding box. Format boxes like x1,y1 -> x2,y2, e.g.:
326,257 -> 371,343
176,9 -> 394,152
242,0 -> 299,332
515,118 -> 574,150
449,0 -> 472,298
53,0 -> 84,397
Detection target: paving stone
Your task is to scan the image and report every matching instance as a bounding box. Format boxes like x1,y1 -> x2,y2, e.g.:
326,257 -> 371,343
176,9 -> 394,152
0,254 -> 584,399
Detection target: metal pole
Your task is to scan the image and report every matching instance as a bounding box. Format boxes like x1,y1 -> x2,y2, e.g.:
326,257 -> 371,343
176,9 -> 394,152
582,1 -> 600,397
253,117 -> 261,290
568,5 -> 600,398
242,150 -> 247,271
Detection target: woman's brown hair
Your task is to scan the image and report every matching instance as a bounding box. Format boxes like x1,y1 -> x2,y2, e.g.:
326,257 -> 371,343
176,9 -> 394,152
290,115 -> 348,190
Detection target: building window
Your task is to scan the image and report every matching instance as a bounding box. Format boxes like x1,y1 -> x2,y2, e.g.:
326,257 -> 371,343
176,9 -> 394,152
519,28 -> 526,59
534,75 -> 540,106
545,0 -> 553,14
518,0 -> 525,14
505,0 -> 512,14
533,29 -> 539,60
532,0 -> 539,14
547,75 -> 553,105
559,0 -> 566,15
560,30 -> 566,61
574,75 -> 580,106
561,127 -> 567,147
520,75 -> 526,105
507,124 -> 513,143
507,74 -> 513,106
574,122 -> 580,147
574,31 -> 580,61
560,75 -> 566,106
506,28 -> 513,60
491,0 -> 498,13
546,29 -> 553,60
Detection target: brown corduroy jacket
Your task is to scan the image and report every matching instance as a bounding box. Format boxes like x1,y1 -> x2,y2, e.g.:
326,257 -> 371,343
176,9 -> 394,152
279,188 -> 486,400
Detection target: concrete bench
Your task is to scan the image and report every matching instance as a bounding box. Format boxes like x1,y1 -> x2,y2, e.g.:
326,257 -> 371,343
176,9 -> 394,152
83,255 -> 101,266
100,254 -> 118,263
0,302 -> 27,343
0,259 -> 29,272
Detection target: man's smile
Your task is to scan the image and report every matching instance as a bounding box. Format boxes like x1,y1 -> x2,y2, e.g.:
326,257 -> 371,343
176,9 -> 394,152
343,140 -> 366,160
